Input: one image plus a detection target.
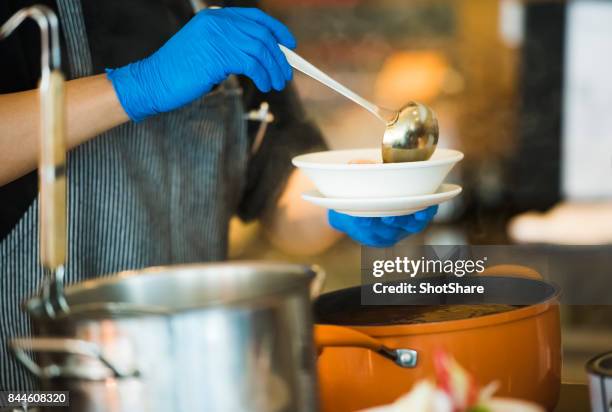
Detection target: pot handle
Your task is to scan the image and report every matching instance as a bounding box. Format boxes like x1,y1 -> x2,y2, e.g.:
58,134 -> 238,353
479,264 -> 543,280
314,324 -> 417,368
10,337 -> 136,380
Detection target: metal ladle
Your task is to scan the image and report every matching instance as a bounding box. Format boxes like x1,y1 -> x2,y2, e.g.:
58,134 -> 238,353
1,6 -> 69,318
280,45 -> 439,163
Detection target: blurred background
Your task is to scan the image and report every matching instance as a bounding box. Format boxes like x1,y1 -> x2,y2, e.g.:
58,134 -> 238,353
226,0 -> 612,383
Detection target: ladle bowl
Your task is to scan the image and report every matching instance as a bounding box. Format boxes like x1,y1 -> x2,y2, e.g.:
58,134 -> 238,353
382,101 -> 439,163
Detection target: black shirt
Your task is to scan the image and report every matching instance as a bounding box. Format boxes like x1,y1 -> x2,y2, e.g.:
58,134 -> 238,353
0,0 -> 326,240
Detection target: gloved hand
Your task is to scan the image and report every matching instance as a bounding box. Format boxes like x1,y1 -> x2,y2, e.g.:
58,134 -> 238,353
107,7 -> 296,121
328,206 -> 438,248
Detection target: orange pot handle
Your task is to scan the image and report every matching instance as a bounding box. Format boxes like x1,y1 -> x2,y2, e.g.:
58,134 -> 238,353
315,324 -> 384,351
479,264 -> 543,280
314,324 -> 418,368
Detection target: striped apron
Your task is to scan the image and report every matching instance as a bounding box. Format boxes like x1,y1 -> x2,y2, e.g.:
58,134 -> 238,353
0,0 -> 249,391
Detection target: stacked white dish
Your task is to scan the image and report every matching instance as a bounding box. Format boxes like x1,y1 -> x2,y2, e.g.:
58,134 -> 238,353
292,148 -> 463,217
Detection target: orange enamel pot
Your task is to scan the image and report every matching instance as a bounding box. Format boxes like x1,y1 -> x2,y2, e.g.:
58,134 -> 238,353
313,265 -> 561,412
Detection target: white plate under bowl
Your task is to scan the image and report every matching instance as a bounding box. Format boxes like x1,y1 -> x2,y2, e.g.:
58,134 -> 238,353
292,148 -> 463,199
302,183 -> 462,217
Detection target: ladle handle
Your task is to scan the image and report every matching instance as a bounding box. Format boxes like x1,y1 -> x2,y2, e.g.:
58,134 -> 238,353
280,45 -> 395,124
39,70 -> 67,269
309,265 -> 326,300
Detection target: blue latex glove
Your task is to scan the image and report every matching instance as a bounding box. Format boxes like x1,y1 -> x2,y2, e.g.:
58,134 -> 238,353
107,8 -> 296,121
328,206 -> 438,248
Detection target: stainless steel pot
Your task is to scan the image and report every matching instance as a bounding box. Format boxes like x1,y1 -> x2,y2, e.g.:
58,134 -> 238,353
12,262 -> 323,412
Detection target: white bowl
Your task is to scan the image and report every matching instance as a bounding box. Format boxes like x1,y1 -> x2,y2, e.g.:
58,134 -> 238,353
292,148 -> 463,198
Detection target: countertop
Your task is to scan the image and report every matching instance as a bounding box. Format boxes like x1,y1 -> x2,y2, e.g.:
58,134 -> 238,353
556,383 -> 591,412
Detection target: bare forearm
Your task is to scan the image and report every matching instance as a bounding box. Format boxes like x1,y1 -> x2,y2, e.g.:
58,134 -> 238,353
264,169 -> 342,256
0,74 -> 128,185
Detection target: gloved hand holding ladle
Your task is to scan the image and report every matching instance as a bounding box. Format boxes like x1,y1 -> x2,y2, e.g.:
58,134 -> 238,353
280,45 -> 439,163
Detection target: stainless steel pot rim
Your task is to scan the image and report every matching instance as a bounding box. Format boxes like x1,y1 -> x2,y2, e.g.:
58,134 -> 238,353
26,301 -> 173,320
586,351 -> 612,377
25,261 -> 318,319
